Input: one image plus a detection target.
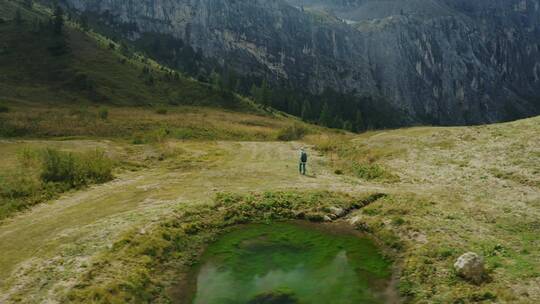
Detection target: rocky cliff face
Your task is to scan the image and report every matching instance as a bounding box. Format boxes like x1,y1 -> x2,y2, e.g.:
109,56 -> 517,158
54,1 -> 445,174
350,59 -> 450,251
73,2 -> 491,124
60,0 -> 540,125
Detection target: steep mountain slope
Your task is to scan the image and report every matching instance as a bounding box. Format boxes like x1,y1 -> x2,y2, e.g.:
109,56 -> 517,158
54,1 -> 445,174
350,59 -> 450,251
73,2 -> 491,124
0,10 -> 241,109
57,0 -> 540,125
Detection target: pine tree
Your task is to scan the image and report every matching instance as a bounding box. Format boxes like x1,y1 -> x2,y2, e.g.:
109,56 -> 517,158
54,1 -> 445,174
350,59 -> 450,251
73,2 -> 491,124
120,42 -> 131,57
301,100 -> 312,121
319,103 -> 332,126
287,98 -> 299,116
23,0 -> 33,9
32,18 -> 40,32
343,120 -> 353,131
80,15 -> 89,32
332,117 -> 343,129
210,71 -> 221,90
261,79 -> 271,108
15,9 -> 23,25
249,84 -> 262,104
52,5 -> 64,35
354,110 -> 365,132
225,68 -> 238,92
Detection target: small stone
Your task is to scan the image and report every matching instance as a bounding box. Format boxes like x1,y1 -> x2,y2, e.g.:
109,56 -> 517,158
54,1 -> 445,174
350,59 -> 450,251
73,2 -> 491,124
139,228 -> 147,235
348,216 -> 362,226
454,252 -> 485,284
328,206 -> 346,217
323,215 -> 333,222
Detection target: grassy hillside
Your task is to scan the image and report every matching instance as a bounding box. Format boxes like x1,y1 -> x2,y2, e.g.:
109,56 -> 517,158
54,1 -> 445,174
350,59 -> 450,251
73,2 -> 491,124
0,1 -> 244,108
309,117 -> 540,303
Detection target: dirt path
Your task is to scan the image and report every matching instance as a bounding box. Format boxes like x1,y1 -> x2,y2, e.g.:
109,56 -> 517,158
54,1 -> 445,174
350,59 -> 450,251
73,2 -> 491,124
0,141 -> 377,301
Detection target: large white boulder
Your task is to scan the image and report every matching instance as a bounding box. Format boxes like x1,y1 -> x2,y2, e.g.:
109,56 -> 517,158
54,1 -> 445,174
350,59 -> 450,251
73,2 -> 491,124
454,252 -> 485,284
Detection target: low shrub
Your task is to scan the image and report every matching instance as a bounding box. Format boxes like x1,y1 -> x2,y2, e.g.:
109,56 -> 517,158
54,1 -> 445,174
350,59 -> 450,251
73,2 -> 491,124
352,162 -> 398,182
391,217 -> 405,226
0,104 -> 9,113
277,124 -> 309,141
98,107 -> 109,120
0,172 -> 41,200
0,148 -> 115,220
308,134 -> 348,153
41,149 -> 114,187
155,108 -> 168,115
0,120 -> 29,137
132,134 -> 145,145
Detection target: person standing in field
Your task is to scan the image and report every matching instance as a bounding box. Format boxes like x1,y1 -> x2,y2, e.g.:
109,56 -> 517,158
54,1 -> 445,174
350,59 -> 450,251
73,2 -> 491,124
299,148 -> 308,175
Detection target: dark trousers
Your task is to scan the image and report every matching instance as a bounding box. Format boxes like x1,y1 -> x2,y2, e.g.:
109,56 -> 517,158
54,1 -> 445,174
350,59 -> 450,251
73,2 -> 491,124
299,162 -> 306,175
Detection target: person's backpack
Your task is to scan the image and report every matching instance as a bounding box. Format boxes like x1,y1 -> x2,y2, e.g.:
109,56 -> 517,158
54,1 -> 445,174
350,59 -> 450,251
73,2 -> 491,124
301,151 -> 308,162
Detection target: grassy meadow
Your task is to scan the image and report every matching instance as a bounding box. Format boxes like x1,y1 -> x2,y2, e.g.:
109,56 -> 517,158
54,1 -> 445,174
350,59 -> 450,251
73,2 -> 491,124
309,117 -> 540,303
0,101 -> 311,141
0,117 -> 537,304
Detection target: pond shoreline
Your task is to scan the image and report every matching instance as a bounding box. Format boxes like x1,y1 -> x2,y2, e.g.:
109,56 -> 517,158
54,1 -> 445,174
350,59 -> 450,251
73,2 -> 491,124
173,220 -> 401,304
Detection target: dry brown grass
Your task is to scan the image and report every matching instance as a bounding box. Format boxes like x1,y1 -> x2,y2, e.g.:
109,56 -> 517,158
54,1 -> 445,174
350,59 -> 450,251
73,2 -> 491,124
316,117 -> 540,303
0,101 -> 317,141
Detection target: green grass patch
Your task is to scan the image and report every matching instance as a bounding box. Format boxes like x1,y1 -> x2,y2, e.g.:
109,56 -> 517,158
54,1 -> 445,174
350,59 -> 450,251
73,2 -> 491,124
307,134 -> 401,183
489,168 -> 539,188
351,162 -> 399,182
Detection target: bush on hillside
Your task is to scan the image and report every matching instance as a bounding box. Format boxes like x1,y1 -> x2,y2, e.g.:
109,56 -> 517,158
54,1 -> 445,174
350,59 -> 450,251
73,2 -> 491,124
351,162 -> 398,182
0,120 -> 29,137
155,108 -> 168,115
0,148 -> 115,220
41,149 -> 113,187
0,104 -> 9,113
0,172 -> 41,200
98,107 -> 109,120
277,124 -> 309,141
0,172 -> 45,220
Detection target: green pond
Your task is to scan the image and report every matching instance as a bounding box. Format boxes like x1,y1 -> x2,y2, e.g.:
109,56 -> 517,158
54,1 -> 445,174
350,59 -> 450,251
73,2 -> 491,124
180,222 -> 394,304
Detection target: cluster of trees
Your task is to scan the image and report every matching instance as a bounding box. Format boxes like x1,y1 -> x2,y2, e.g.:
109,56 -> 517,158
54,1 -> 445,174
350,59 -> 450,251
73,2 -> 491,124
248,83 -> 388,132
136,33 -> 204,75
190,65 -> 407,132
13,3 -> 68,56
